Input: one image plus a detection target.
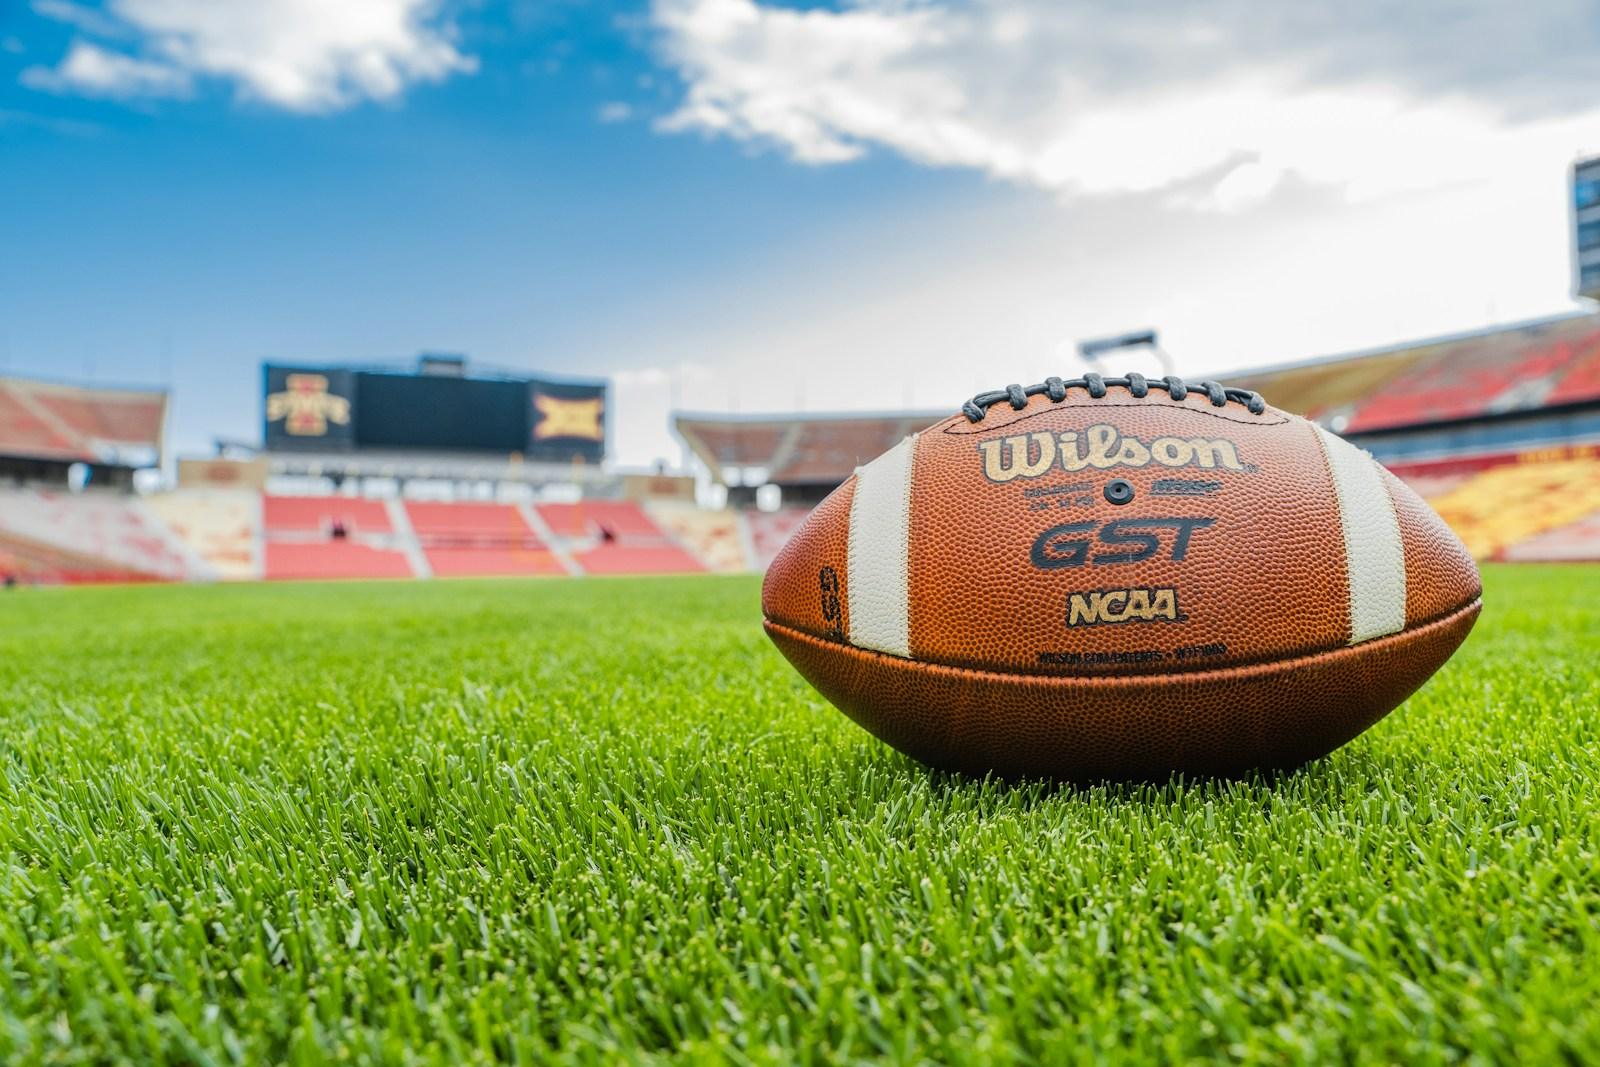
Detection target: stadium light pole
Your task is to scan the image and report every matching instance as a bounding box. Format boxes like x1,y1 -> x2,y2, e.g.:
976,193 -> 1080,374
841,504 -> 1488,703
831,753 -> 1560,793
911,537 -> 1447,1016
1077,329 -> 1173,376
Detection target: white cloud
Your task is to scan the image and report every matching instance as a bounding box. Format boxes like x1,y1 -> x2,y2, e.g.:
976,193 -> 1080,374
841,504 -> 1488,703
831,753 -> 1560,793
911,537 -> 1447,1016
651,0 -> 1600,211
31,1 -> 131,40
22,40 -> 192,99
25,0 -> 474,112
597,100 -> 634,123
586,1 -> 1600,461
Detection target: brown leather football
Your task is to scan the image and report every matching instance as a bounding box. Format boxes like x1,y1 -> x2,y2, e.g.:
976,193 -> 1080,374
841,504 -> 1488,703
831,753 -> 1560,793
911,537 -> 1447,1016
762,373 -> 1481,779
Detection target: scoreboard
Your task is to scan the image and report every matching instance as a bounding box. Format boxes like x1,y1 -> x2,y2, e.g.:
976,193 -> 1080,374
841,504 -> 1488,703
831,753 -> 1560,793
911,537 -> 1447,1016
263,364 -> 606,463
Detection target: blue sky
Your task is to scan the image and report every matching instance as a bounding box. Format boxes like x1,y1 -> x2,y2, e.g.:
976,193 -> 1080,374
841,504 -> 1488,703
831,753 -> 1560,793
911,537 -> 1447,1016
2,1 -> 1596,467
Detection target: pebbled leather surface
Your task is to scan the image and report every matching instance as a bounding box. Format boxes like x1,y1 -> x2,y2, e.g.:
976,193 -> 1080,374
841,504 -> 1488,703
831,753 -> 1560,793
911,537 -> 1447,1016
766,599 -> 1480,779
762,476 -> 854,640
1383,467 -> 1482,628
907,389 -> 1351,674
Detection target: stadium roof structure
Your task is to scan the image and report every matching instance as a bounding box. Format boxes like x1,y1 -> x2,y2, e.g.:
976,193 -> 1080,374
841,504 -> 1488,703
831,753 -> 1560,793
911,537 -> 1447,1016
0,375 -> 166,467
674,410 -> 945,487
1220,311 -> 1600,434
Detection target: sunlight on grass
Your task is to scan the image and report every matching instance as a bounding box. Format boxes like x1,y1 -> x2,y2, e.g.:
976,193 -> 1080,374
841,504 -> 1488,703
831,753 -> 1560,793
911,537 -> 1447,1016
0,567 -> 1596,1063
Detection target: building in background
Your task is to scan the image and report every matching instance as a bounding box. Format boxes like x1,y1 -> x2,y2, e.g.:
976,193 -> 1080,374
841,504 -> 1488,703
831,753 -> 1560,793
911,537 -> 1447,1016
1575,156 -> 1600,302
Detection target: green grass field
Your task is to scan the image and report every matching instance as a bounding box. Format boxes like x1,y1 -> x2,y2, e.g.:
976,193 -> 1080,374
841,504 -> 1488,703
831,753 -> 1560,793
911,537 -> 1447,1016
1,565 -> 1597,1065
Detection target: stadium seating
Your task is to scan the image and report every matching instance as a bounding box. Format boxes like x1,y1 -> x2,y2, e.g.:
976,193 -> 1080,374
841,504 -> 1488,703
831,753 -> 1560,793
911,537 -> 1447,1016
145,490 -> 261,580
263,495 -> 393,535
745,508 -> 811,570
1345,335 -> 1576,433
536,500 -> 664,540
1232,315 -> 1600,433
422,546 -> 565,577
1405,449 -> 1600,560
0,377 -> 166,461
645,502 -> 749,572
260,495 -> 411,580
531,500 -> 706,573
1545,331 -> 1600,406
0,388 -> 78,458
1227,348 -> 1431,427
572,543 -> 706,574
1501,508 -> 1600,562
772,421 -> 929,483
405,501 -> 565,577
0,488 -> 207,581
0,529 -> 158,584
264,541 -> 415,581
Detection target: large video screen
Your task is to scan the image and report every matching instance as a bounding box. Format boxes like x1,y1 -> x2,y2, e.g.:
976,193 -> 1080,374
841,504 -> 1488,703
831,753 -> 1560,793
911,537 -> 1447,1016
263,364 -> 606,461
355,374 -> 527,452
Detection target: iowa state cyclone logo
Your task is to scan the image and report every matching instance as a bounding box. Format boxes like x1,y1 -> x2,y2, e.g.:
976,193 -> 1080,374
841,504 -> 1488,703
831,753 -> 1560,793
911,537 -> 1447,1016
266,374 -> 351,437
978,423 -> 1245,483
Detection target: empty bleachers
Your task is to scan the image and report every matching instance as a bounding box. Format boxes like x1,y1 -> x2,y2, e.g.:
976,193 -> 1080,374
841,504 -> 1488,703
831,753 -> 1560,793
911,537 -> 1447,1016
536,500 -> 706,574
536,500 -> 665,540
1501,508 -> 1600,561
645,503 -> 749,572
0,488 -> 208,581
0,529 -> 159,584
261,495 -> 411,580
405,501 -> 565,577
264,541 -> 415,581
745,508 -> 812,570
573,543 -> 706,574
0,377 -> 167,462
0,388 -> 78,458
263,496 -> 393,535
1227,314 -> 1600,433
145,490 -> 261,580
1403,449 -> 1600,560
130,493 -> 718,580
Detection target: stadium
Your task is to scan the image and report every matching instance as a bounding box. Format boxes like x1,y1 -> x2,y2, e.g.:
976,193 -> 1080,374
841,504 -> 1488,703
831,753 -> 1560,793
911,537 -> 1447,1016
5,307 -> 1599,584
4,8 -> 1600,1064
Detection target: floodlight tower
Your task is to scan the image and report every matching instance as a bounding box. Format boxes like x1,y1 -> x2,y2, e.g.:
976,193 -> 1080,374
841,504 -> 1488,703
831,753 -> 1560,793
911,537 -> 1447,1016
1077,329 -> 1173,376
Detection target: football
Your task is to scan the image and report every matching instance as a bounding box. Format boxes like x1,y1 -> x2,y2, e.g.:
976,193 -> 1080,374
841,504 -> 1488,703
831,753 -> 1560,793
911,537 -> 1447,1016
762,373 -> 1482,779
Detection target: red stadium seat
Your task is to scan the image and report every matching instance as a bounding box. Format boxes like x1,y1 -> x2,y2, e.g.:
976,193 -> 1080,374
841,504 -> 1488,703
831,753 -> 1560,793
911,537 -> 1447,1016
536,501 -> 665,539
264,541 -> 415,580
745,508 -> 812,569
423,547 -> 565,576
405,501 -> 539,540
573,543 -> 704,574
264,496 -> 394,535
